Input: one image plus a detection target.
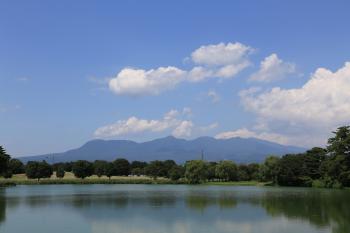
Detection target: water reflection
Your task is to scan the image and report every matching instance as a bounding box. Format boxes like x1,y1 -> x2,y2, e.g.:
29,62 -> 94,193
257,190 -> 350,233
0,189 -> 5,225
1,185 -> 350,233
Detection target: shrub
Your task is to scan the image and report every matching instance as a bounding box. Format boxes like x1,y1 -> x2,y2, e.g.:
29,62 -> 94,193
56,166 -> 65,178
339,171 -> 350,187
332,180 -> 343,189
312,179 -> 326,188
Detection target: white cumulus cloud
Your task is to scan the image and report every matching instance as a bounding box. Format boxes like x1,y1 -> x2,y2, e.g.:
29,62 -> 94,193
249,53 -> 296,82
109,66 -> 186,96
172,121 -> 194,137
191,42 -> 253,66
215,128 -> 289,145
239,62 -> 350,146
108,42 -> 253,96
94,109 -> 194,138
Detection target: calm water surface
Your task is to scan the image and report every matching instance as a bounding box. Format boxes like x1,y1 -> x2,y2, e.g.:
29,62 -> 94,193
0,185 -> 349,233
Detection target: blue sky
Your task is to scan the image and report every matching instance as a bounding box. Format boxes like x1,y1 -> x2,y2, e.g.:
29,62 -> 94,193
1,0 -> 350,156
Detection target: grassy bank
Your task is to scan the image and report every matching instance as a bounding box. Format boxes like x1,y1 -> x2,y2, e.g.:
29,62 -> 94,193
205,181 -> 270,186
1,174 -> 346,188
0,172 -> 185,185
0,173 -> 270,186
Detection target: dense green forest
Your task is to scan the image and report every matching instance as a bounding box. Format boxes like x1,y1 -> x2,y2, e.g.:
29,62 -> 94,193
1,126 -> 350,187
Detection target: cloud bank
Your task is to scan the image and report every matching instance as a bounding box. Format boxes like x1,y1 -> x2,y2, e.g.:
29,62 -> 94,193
230,62 -> 350,146
94,109 -> 194,138
109,42 -> 253,96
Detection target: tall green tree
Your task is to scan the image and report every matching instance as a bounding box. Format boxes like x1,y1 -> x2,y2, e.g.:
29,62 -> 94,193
277,154 -> 306,186
260,156 -> 280,183
145,160 -> 164,179
325,126 -> 350,186
207,162 -> 218,181
72,160 -> 93,179
185,160 -> 208,184
0,146 -> 10,176
237,164 -> 250,181
168,165 -> 185,181
302,147 -> 326,180
113,158 -> 130,176
104,162 -> 115,179
327,126 -> 350,156
56,166 -> 65,178
215,160 -> 238,181
93,160 -> 108,177
163,160 -> 177,178
9,159 -> 25,174
247,163 -> 260,181
25,161 -> 53,181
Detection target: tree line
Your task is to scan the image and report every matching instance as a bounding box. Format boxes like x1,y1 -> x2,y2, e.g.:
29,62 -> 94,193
0,126 -> 349,187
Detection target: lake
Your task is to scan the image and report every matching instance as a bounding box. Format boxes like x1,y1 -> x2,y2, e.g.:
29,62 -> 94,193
0,185 -> 349,233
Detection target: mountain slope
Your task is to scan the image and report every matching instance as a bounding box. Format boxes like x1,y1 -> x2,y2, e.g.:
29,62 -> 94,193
18,136 -> 305,164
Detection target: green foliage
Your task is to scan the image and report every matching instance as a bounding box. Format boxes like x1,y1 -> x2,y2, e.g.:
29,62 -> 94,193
56,166 -> 65,178
260,156 -> 280,183
2,170 -> 12,179
277,154 -> 305,186
25,161 -> 53,180
0,146 -> 10,176
237,164 -> 250,181
215,160 -> 238,181
53,162 -> 73,172
130,161 -> 147,176
145,160 -> 165,179
93,160 -> 108,177
168,165 -> 184,181
72,160 -> 93,179
144,160 -> 177,179
207,162 -> 218,181
63,162 -> 73,172
9,159 -> 25,174
162,160 -> 177,178
131,161 -> 148,170
324,126 -> 350,186
247,163 -> 260,180
312,179 -> 326,188
113,158 -> 130,176
104,162 -> 115,179
332,180 -> 343,189
185,160 -> 208,184
339,171 -> 350,187
131,167 -> 143,176
327,126 -> 350,156
302,147 -> 326,179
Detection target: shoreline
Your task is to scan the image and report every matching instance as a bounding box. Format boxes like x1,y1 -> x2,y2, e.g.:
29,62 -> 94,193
0,178 -> 267,186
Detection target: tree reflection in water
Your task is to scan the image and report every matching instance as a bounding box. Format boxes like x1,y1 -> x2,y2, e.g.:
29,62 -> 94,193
0,186 -> 349,233
0,189 -> 5,225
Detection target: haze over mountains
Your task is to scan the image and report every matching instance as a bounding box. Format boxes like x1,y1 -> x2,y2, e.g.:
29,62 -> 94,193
19,136 -> 305,164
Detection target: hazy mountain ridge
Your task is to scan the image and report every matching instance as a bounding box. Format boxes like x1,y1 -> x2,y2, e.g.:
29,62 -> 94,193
18,136 -> 305,163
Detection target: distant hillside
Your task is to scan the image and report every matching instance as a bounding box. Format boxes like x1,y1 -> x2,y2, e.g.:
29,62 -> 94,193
18,136 -> 305,164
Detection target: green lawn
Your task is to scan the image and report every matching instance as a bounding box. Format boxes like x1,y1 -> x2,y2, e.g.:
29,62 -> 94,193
0,172 -> 176,185
0,173 -> 270,186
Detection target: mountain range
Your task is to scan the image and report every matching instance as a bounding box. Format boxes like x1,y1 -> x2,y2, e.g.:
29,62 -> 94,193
19,136 -> 305,163
18,136 -> 306,164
